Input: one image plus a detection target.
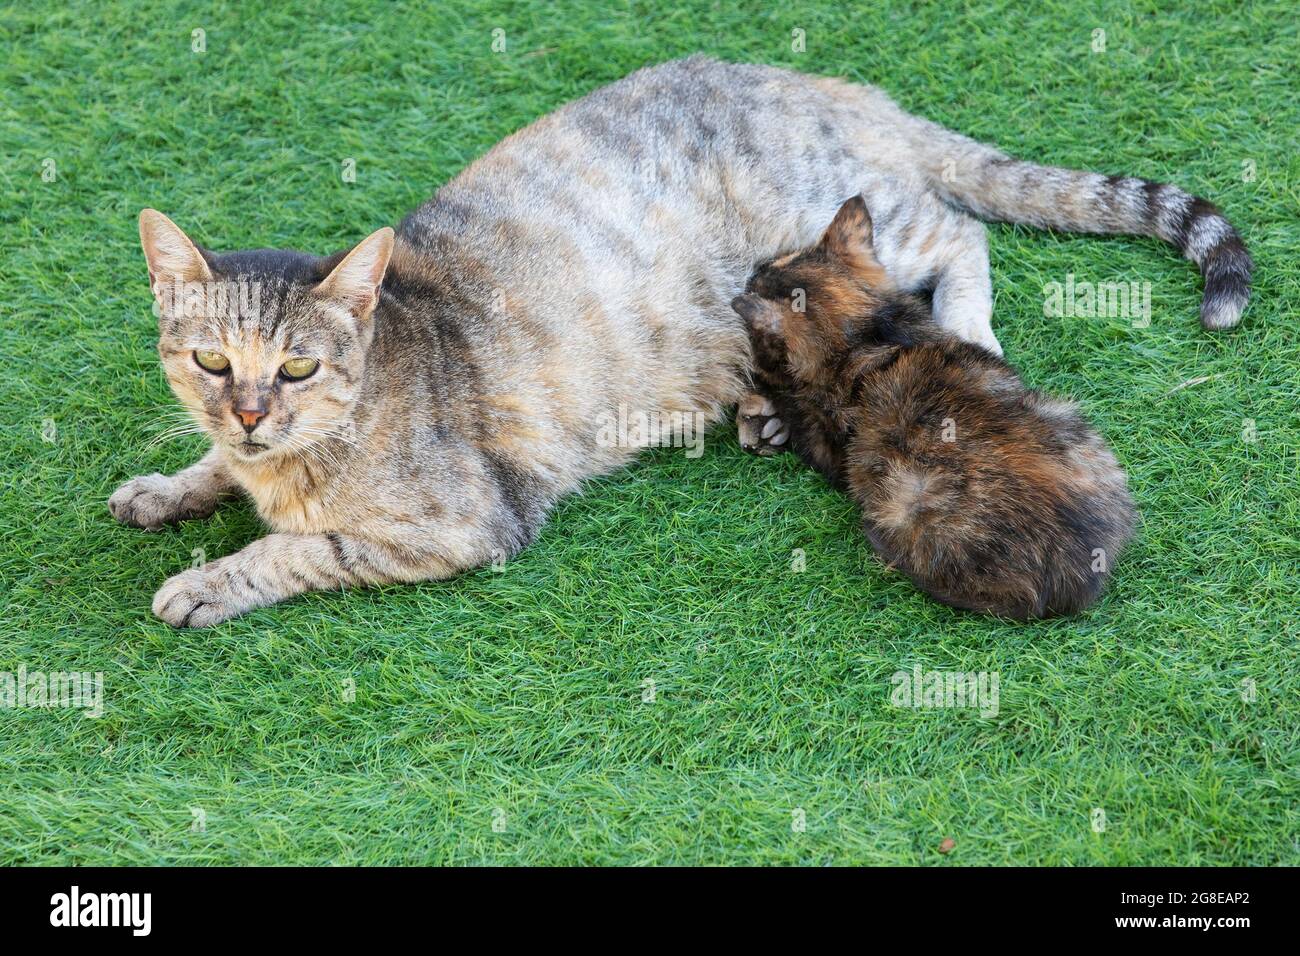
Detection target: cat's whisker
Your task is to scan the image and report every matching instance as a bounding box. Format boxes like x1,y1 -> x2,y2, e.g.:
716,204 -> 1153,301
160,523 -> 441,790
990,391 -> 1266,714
142,415 -> 201,432
141,428 -> 208,451
290,435 -> 343,476
143,424 -> 204,441
294,423 -> 362,450
142,438 -> 199,451
143,421 -> 206,442
278,426 -> 343,468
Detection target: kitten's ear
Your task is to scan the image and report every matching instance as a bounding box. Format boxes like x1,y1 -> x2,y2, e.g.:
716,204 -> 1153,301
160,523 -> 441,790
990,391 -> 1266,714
139,209 -> 212,293
731,293 -> 784,336
818,195 -> 882,270
731,293 -> 763,324
317,227 -> 395,322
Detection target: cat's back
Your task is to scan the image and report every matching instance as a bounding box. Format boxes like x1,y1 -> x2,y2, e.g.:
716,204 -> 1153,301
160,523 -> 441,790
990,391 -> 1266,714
398,56 -> 927,298
849,341 -> 1135,618
372,58 -> 957,493
386,58 -> 824,456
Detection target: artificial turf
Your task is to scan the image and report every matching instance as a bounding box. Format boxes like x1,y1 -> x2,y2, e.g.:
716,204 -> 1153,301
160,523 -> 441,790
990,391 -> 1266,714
0,0 -> 1296,865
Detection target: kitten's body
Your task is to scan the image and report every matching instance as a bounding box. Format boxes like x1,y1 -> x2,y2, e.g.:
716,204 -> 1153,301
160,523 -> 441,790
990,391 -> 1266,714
115,57 -> 1235,625
735,197 -> 1136,618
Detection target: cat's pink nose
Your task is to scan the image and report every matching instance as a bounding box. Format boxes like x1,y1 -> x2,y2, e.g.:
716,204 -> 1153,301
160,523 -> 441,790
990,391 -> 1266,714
234,406 -> 267,432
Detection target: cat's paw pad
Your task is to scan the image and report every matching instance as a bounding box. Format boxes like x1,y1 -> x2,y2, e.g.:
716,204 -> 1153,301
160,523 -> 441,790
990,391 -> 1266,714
109,473 -> 211,530
151,568 -> 244,628
737,395 -> 790,457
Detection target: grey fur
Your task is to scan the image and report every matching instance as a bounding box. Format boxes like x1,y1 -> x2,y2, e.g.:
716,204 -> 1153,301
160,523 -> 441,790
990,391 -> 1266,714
116,57 -> 1249,625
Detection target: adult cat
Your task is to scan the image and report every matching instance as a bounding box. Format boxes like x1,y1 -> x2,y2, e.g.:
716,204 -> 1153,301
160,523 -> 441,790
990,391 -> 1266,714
111,56 -> 1249,626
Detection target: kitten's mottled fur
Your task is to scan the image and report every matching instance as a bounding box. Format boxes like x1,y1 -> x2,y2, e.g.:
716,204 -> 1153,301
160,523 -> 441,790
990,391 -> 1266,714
734,196 -> 1137,618
114,57 -> 1238,625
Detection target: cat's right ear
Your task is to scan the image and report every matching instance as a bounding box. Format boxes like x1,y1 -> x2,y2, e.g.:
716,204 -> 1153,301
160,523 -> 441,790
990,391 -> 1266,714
317,227 -> 395,324
139,209 -> 212,299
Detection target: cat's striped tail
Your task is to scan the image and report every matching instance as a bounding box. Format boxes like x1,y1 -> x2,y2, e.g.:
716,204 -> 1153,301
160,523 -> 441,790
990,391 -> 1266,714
917,133 -> 1252,329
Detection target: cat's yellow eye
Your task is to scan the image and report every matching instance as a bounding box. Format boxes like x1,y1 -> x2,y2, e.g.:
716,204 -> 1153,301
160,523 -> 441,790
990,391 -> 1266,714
280,357 -> 320,381
193,350 -> 230,373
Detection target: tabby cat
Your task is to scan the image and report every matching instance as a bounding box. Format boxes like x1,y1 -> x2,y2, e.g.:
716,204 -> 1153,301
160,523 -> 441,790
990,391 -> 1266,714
111,57 -> 1247,625
733,196 -> 1136,618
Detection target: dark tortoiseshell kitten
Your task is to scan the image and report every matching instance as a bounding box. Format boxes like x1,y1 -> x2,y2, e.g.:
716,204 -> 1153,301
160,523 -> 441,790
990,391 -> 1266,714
732,196 -> 1137,619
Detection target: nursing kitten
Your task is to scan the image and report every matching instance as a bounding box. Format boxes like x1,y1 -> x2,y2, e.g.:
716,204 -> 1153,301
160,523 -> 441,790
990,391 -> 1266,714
113,57 -> 1231,625
733,196 -> 1136,618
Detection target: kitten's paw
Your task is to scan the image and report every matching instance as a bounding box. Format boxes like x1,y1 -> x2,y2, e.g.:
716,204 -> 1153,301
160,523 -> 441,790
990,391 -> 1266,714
737,394 -> 790,457
151,568 -> 246,628
109,473 -> 217,530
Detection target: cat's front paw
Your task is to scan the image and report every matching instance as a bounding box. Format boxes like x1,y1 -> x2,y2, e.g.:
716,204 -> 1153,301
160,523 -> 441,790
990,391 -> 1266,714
151,567 -> 247,628
109,473 -> 217,530
737,394 -> 790,457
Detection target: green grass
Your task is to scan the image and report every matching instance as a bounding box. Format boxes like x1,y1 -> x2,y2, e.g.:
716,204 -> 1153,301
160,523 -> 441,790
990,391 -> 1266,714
1,0 -> 1297,865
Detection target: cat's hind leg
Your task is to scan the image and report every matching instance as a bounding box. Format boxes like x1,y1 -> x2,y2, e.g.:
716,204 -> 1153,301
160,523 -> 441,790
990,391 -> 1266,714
930,218 -> 998,356
736,391 -> 790,456
928,218 -> 1001,355
109,449 -> 238,530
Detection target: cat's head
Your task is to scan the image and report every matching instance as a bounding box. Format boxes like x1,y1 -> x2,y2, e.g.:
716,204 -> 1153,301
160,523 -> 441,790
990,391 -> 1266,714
139,209 -> 393,463
731,195 -> 900,381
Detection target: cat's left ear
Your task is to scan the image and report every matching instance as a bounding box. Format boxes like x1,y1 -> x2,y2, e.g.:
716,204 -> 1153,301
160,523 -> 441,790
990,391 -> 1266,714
317,227 -> 395,322
818,195 -> 886,276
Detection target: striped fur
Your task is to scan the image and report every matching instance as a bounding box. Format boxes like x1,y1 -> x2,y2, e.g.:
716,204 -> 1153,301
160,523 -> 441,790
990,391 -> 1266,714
923,152 -> 1253,329
111,57 -> 1236,625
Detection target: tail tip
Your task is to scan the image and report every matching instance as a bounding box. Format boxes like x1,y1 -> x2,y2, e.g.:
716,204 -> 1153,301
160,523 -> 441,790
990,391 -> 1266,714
1199,282 -> 1250,330
1198,242 -> 1252,330
1201,297 -> 1242,330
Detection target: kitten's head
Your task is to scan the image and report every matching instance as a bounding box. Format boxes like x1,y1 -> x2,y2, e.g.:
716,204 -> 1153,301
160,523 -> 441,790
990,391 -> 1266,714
732,195 -> 899,381
139,209 -> 393,463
